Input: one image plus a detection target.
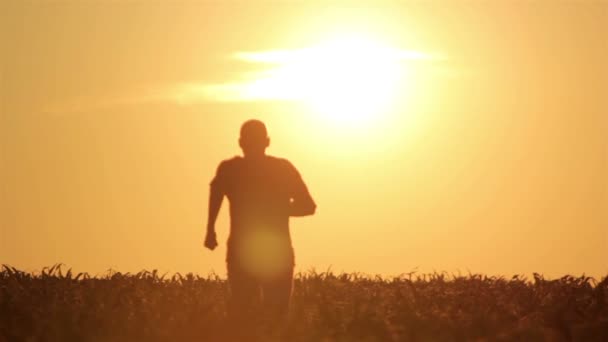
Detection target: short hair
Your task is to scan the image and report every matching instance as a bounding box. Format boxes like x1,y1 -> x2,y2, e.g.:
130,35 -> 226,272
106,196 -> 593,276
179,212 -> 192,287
240,119 -> 268,140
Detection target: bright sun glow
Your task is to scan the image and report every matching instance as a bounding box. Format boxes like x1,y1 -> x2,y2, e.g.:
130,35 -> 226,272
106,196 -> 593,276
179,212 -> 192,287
242,37 -> 408,127
180,34 -> 439,142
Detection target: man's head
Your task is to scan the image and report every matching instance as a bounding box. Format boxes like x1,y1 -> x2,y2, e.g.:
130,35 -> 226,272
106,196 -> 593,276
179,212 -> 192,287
239,119 -> 269,157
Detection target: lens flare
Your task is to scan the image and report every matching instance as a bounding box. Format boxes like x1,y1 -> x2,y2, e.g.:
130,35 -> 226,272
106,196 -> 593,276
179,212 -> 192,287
234,229 -> 293,279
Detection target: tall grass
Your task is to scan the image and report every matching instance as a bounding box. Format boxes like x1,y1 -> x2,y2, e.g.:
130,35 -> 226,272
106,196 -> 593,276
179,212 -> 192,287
1,264 -> 606,341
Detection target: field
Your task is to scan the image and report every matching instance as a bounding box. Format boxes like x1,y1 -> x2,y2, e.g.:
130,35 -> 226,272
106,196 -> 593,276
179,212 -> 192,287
1,265 -> 607,342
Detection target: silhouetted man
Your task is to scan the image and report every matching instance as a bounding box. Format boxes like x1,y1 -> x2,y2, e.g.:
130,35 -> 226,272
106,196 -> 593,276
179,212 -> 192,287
204,119 -> 316,326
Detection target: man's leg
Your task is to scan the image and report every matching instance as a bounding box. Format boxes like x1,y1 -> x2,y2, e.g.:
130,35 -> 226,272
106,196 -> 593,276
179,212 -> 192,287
261,265 -> 294,324
227,262 -> 260,328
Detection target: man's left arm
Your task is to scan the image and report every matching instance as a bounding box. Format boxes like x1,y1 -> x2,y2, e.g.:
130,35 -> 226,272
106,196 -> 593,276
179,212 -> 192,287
287,162 -> 316,217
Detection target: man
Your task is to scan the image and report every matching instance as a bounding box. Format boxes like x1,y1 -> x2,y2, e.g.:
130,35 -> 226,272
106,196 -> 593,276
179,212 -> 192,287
204,119 -> 316,324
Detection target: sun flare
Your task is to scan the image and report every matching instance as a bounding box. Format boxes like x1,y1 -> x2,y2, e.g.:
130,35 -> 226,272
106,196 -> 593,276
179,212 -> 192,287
231,35 -> 426,128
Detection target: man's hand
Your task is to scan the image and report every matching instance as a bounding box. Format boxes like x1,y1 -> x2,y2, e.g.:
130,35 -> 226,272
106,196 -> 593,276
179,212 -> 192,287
204,230 -> 218,251
205,182 -> 224,251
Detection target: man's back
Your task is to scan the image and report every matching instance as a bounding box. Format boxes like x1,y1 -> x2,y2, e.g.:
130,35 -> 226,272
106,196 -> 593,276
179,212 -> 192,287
211,155 -> 312,264
204,119 -> 315,325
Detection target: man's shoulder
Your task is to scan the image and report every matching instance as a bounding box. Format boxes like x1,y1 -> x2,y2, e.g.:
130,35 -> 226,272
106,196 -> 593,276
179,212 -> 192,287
266,156 -> 301,178
219,156 -> 243,166
217,155 -> 296,172
266,155 -> 295,168
216,156 -> 243,171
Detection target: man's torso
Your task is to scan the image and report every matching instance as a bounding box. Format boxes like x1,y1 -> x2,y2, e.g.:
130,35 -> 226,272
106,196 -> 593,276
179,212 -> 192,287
212,155 -> 298,263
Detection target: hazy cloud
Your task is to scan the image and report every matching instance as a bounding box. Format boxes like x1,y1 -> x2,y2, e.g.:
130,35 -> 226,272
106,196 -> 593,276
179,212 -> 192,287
44,44 -> 443,114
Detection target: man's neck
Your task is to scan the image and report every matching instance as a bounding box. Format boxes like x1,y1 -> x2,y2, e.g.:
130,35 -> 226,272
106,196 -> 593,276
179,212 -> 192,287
243,153 -> 266,160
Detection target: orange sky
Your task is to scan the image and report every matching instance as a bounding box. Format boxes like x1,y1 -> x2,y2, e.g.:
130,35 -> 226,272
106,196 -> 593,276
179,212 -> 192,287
1,1 -> 606,277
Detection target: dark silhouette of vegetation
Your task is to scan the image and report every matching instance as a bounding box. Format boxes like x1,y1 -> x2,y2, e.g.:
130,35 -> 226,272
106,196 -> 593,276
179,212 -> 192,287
1,264 -> 607,341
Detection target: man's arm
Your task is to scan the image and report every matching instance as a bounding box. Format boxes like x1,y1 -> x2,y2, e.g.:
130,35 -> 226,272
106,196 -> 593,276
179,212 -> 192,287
207,185 -> 224,230
290,193 -> 316,217
205,162 -> 227,250
287,162 -> 316,217
204,186 -> 223,250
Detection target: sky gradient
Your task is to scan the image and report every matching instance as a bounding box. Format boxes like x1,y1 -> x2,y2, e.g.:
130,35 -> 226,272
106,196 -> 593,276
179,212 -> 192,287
1,1 -> 606,277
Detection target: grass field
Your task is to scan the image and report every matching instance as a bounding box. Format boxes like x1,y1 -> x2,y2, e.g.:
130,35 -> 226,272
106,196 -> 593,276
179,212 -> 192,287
1,264 -> 607,341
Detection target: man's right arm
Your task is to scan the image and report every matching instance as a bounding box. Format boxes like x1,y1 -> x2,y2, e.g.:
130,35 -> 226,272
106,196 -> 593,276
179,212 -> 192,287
206,186 -> 224,230
204,185 -> 223,250
205,162 -> 227,250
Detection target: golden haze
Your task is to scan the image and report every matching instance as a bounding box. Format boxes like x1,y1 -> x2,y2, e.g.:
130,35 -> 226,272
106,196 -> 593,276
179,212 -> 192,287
1,1 -> 606,277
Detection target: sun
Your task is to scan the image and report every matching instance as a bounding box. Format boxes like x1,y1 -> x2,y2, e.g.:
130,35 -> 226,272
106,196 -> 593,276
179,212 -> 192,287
283,37 -> 406,127
237,35 -> 413,129
302,39 -> 404,125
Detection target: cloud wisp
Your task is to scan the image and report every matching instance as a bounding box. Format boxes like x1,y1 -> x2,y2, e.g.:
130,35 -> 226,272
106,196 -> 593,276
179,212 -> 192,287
183,41 -> 443,104
44,39 -> 443,114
